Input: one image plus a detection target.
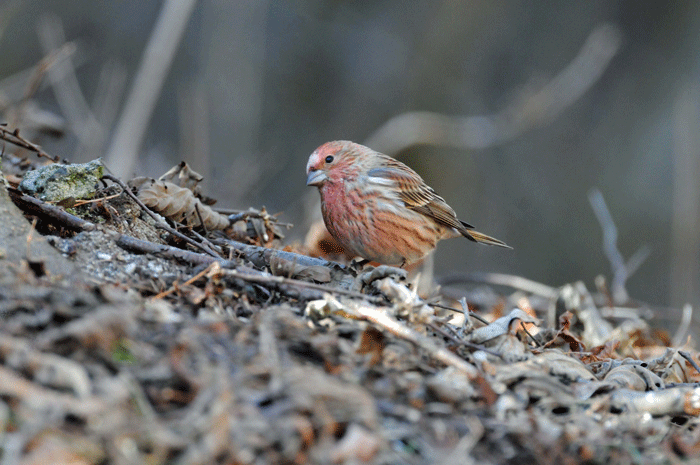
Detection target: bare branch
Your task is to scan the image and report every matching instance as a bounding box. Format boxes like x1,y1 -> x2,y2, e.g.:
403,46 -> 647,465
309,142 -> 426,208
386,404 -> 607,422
437,271 -> 557,298
0,125 -> 61,162
588,188 -> 628,302
104,0 -> 197,177
672,304 -> 693,348
671,82 -> 700,309
103,174 -> 222,259
365,23 -> 622,155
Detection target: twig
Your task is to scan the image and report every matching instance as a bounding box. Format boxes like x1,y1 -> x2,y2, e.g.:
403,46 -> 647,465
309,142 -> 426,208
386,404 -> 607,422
672,304 -> 693,348
437,271 -> 556,298
365,23 -> 622,155
0,125 -> 61,162
172,213 -> 221,255
36,15 -> 103,153
8,188 -> 96,231
458,297 -> 474,334
214,237 -> 349,272
220,267 -> 383,303
588,188 -> 649,304
428,302 -> 490,325
103,174 -> 221,259
588,188 -> 626,301
223,209 -> 294,229
329,296 -> 481,379
22,41 -> 76,103
679,350 -> 700,376
427,321 -> 503,358
151,262 -> 217,300
72,190 -> 123,207
671,81 -> 700,309
104,0 -> 198,177
115,229 -> 346,277
193,203 -> 208,235
115,234 -> 226,267
519,322 -> 541,348
624,245 -> 652,279
114,235 -> 377,302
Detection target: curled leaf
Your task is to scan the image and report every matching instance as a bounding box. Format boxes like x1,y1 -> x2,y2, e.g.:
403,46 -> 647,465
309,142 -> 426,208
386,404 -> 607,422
158,161 -> 216,205
131,178 -> 230,230
468,308 -> 539,345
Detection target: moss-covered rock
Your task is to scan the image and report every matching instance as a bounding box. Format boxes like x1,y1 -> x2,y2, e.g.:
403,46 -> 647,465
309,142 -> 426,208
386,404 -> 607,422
19,159 -> 104,202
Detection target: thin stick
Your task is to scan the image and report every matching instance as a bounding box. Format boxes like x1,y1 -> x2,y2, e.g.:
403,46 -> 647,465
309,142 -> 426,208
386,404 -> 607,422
588,188 -> 629,303
679,350 -> 700,376
428,302 -> 490,325
8,188 -> 96,231
0,125 -> 61,162
365,24 -> 621,155
104,0 -> 198,177
520,322 -> 541,348
220,268 -> 383,303
427,321 -> 503,358
71,191 -> 123,207
671,304 -> 693,348
114,234 -> 379,302
346,299 -> 481,379
103,174 -> 221,259
437,271 -> 556,298
193,203 -> 208,235
151,263 -> 217,300
36,15 -> 102,151
23,41 -> 76,102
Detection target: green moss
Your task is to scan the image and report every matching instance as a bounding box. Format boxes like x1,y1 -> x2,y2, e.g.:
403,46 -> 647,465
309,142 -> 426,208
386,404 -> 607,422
19,159 -> 104,202
111,337 -> 136,364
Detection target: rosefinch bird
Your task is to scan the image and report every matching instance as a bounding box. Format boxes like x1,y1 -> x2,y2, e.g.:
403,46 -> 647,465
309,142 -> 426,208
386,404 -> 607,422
306,141 -> 510,266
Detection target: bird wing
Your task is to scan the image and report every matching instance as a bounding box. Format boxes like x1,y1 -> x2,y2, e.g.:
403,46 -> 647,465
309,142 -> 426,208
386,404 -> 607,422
367,159 -> 474,231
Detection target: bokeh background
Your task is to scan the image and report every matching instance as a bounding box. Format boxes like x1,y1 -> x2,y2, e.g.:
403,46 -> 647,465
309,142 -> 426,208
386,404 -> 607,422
2,1 -> 699,318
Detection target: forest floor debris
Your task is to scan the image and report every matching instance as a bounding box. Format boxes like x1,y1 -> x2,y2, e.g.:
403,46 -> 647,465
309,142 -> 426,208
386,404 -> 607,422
1,156 -> 699,465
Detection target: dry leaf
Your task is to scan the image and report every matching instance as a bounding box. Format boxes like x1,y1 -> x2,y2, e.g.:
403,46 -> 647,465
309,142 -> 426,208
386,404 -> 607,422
468,308 -> 539,344
158,161 -> 217,205
131,178 -> 230,230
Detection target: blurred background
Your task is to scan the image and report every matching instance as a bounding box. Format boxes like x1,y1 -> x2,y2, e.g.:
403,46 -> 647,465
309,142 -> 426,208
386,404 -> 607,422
1,0 -> 699,317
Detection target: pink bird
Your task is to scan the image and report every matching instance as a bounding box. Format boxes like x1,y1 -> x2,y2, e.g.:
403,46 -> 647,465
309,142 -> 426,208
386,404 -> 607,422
306,141 -> 510,267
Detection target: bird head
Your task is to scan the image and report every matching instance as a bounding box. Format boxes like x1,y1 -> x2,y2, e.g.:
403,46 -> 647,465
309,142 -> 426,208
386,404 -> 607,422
306,140 -> 359,187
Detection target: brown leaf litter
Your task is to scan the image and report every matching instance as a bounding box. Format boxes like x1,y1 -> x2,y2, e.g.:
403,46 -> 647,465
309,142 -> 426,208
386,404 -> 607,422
1,154 -> 700,464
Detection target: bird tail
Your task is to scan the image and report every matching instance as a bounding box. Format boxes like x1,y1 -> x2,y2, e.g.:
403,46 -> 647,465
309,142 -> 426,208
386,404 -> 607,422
464,229 -> 512,249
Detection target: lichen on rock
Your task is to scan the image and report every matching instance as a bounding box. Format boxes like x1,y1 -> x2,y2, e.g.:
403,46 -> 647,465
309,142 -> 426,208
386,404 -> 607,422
19,159 -> 104,202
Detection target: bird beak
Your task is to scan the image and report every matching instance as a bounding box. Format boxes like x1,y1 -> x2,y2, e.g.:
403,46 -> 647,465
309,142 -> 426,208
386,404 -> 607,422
306,170 -> 327,186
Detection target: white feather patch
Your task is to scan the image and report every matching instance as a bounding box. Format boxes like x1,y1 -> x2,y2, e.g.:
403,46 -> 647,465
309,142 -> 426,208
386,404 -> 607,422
375,200 -> 404,214
366,175 -> 395,186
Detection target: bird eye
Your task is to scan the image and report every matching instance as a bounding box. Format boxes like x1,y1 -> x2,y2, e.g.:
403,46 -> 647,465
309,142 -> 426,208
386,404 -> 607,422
325,155 -> 334,164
